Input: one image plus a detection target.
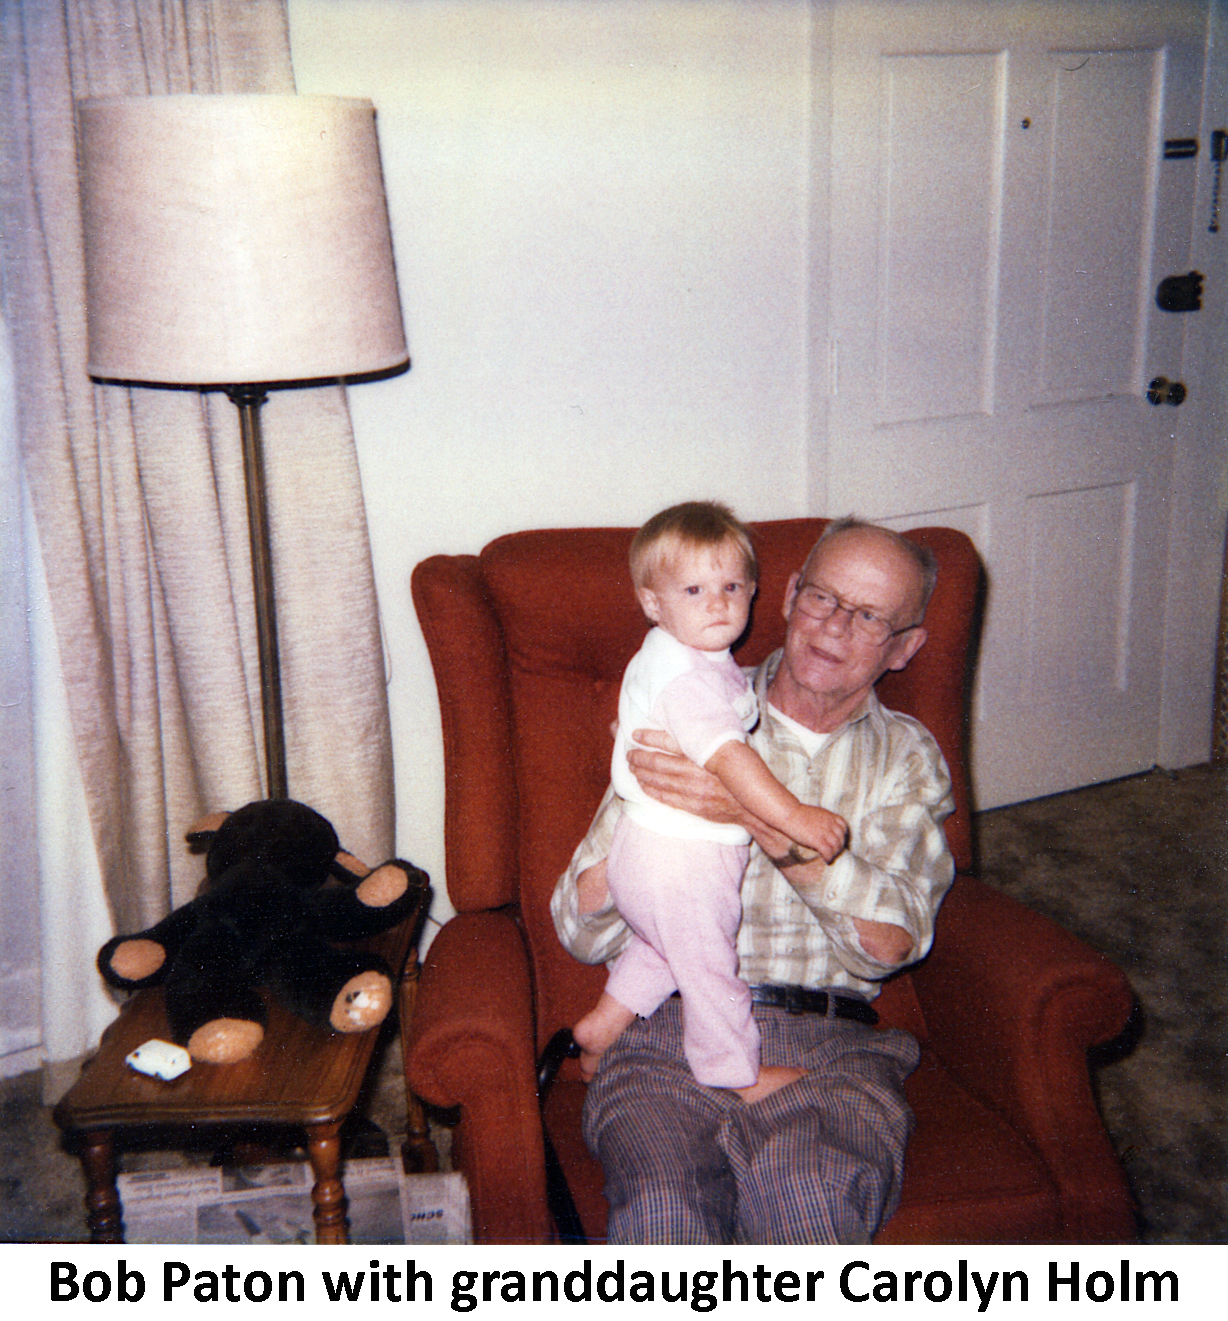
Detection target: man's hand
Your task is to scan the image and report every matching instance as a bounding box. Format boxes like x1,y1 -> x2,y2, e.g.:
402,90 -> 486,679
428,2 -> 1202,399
627,729 -> 746,825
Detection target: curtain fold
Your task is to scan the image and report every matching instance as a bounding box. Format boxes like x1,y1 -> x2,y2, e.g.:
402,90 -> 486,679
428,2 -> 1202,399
0,0 -> 394,1025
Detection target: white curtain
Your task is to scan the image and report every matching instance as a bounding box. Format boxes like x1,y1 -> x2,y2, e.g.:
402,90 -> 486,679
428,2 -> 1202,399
0,0 -> 395,1069
1,305 -> 47,1077
26,468 -> 119,1079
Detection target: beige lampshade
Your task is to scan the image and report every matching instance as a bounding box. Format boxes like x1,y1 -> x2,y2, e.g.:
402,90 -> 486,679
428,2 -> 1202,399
77,94 -> 407,386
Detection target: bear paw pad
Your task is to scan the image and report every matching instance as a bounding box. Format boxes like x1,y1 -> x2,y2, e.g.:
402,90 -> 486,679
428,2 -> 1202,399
187,1018 -> 264,1064
330,971 -> 392,1033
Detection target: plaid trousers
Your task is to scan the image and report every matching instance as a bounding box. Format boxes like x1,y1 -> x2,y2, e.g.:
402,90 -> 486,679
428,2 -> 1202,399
582,997 -> 920,1244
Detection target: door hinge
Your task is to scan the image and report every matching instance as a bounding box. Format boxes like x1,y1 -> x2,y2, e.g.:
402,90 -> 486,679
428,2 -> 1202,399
1210,129 -> 1227,234
1163,137 -> 1198,159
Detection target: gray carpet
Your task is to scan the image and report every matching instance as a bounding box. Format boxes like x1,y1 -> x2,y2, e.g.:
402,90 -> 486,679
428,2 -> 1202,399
2,763 -> 1223,1242
975,762 -> 1226,1244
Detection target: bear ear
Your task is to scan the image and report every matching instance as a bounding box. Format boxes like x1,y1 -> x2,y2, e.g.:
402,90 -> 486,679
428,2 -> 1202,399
185,810 -> 232,854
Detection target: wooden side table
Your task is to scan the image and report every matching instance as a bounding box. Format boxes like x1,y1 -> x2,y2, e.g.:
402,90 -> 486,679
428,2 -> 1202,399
55,877 -> 430,1245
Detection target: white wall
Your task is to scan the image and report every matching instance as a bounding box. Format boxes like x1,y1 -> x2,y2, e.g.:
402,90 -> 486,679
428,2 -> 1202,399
288,1 -> 820,923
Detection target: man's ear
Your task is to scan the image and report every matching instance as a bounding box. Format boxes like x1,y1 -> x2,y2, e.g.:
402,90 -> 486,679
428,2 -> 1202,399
886,625 -> 928,673
782,572 -> 801,622
636,586 -> 662,623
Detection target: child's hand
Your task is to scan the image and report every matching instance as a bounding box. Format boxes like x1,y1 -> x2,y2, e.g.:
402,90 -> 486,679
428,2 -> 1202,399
793,806 -> 848,863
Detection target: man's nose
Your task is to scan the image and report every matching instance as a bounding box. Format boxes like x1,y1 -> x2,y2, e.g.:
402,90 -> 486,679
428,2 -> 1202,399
820,601 -> 854,635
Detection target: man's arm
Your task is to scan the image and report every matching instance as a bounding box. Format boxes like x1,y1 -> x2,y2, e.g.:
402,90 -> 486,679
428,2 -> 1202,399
575,857 -> 610,916
769,727 -> 955,979
760,848 -> 914,966
549,789 -> 631,965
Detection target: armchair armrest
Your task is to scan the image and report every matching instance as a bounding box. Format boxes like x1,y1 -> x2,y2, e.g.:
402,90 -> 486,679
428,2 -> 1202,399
403,910 -> 554,1243
910,874 -> 1137,1240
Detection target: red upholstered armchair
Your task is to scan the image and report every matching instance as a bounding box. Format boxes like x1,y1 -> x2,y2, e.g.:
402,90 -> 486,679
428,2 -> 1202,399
404,519 -> 1136,1244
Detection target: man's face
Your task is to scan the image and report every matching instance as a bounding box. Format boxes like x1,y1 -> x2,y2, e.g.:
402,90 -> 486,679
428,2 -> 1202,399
776,528 -> 928,724
637,542 -> 755,652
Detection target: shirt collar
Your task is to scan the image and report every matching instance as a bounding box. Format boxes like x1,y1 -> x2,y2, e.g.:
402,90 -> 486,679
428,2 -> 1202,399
752,648 -> 881,744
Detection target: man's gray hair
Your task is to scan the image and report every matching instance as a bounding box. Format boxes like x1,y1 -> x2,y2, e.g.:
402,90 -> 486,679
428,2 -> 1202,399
810,516 -> 939,614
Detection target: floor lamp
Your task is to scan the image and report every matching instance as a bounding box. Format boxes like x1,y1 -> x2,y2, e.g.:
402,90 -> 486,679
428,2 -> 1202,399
76,95 -> 408,800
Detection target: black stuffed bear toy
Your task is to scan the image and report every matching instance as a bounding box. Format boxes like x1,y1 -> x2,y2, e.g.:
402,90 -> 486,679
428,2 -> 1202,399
97,799 -> 427,1065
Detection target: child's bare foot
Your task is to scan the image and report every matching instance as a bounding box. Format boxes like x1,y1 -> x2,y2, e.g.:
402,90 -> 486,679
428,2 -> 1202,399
573,993 -> 636,1080
733,1064 -> 805,1104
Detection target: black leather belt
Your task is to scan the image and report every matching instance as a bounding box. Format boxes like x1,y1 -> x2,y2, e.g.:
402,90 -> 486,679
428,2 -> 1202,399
749,984 -> 879,1026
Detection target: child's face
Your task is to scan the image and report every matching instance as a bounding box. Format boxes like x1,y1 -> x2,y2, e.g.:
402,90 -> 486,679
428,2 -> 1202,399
637,542 -> 755,651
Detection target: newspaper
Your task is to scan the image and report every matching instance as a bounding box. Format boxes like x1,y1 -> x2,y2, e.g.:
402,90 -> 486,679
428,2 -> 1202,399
115,1158 -> 471,1245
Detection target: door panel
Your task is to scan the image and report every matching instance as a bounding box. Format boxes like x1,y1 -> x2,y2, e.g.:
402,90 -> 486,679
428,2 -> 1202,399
1026,482 -> 1135,700
878,53 -> 1004,423
826,0 -> 1208,807
1037,50 -> 1160,399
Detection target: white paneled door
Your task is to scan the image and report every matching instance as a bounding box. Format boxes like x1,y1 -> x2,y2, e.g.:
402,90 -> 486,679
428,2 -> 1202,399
825,0 -> 1214,807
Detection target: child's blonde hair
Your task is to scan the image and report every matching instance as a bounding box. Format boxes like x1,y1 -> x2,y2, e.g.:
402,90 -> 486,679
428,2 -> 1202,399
629,501 -> 758,591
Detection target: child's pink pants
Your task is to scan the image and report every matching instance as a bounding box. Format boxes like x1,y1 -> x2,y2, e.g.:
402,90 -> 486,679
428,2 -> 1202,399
604,814 -> 758,1088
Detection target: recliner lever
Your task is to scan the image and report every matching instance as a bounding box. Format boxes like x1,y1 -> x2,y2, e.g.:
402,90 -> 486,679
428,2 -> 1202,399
536,1029 -> 587,1244
537,1027 -> 580,1096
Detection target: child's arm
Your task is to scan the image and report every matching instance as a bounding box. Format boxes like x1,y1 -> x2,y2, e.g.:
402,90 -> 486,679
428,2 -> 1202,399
705,739 -> 847,862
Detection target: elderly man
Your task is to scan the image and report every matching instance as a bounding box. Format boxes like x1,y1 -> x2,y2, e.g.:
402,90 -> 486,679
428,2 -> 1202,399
550,517 -> 955,1243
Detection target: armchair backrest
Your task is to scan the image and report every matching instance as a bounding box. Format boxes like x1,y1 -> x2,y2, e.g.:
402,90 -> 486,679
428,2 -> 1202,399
412,520 -> 980,1052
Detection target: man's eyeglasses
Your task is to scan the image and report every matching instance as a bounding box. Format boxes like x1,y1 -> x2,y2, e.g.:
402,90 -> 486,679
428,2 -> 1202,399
791,583 -> 919,646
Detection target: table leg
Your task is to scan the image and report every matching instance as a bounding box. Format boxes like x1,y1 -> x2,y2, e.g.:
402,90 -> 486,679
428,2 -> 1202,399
401,1098 -> 438,1173
305,1120 -> 348,1244
398,955 -> 439,1173
79,1129 -> 124,1244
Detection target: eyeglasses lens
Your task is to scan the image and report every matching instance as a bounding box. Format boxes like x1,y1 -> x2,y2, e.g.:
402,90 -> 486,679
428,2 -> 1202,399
795,587 -> 892,644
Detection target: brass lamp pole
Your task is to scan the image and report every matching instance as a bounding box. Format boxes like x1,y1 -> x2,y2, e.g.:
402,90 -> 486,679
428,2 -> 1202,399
229,384 -> 285,797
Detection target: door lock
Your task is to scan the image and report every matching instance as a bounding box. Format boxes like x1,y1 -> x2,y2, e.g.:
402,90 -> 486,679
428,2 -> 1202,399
1147,377 -> 1187,406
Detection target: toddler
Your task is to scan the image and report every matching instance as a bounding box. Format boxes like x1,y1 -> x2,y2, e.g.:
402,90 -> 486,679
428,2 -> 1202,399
573,502 -> 847,1095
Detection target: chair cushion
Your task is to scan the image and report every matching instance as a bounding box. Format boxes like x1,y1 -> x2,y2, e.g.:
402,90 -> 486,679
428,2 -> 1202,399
872,972 -> 929,1041
542,1044 -> 1060,1245
878,1049 -> 1061,1242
